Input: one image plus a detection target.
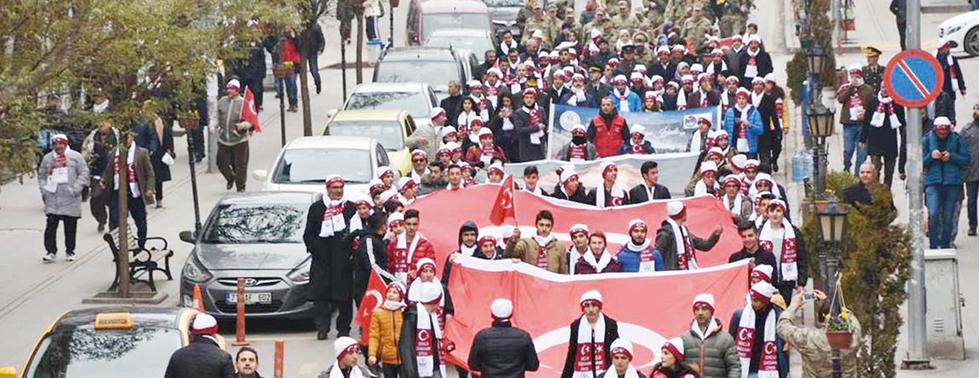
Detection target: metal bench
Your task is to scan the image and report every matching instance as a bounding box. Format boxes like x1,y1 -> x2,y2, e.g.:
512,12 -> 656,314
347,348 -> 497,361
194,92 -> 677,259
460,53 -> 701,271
102,229 -> 174,292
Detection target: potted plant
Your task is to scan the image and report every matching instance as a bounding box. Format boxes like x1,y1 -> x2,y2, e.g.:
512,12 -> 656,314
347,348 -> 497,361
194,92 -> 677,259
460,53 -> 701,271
825,309 -> 853,349
177,110 -> 200,130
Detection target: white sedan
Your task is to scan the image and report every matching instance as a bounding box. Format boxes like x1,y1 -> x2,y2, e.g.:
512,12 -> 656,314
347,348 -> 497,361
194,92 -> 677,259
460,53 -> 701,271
253,136 -> 389,193
939,10 -> 979,56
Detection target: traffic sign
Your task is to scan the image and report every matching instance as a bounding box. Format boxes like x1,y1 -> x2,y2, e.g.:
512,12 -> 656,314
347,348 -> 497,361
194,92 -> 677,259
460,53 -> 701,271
883,49 -> 945,108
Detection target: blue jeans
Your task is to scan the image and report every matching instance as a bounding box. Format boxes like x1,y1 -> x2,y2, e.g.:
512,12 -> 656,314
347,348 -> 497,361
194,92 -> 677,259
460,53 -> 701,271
974,0 -> 979,11
307,54 -> 321,88
842,124 -> 866,174
926,184 -> 960,248
967,181 -> 979,231
275,74 -> 298,104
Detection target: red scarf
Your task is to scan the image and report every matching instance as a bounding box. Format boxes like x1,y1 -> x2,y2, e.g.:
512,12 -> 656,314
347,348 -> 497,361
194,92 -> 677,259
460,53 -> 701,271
631,142 -> 646,154
536,244 -> 549,268
775,98 -> 784,119
874,101 -> 894,116
847,92 -> 864,120
55,151 -> 67,168
528,106 -> 542,126
678,232 -> 694,270
568,143 -> 588,160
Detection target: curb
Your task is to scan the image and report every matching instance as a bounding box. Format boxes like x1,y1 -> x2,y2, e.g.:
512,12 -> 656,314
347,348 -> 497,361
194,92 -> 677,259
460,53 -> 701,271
922,4 -> 973,13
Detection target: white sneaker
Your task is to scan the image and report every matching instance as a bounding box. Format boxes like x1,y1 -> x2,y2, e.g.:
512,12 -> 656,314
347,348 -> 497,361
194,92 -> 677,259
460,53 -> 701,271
66,253 -> 76,262
42,253 -> 55,262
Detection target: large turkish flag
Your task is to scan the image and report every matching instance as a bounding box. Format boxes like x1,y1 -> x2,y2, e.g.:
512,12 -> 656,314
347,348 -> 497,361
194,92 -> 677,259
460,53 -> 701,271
408,185 -> 742,270
443,256 -> 751,375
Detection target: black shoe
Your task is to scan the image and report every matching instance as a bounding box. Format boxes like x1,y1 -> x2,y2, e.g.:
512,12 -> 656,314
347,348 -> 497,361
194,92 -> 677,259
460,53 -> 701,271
97,223 -> 105,234
316,84 -> 322,94
772,162 -> 779,172
337,331 -> 350,338
969,229 -> 977,236
317,330 -> 329,340
226,179 -> 234,190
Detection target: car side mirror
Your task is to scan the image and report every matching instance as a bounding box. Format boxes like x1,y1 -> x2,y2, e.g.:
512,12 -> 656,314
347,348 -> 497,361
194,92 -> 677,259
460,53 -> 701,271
179,230 -> 197,244
252,169 -> 268,181
326,108 -> 338,118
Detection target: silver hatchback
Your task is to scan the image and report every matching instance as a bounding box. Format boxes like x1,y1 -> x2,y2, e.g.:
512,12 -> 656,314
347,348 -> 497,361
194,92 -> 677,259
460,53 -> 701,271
178,191 -> 321,319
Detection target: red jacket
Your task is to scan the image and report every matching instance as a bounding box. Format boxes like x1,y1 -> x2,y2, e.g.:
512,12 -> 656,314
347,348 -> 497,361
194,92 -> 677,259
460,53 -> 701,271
464,145 -> 506,167
385,234 -> 436,276
588,114 -> 628,157
280,38 -> 300,64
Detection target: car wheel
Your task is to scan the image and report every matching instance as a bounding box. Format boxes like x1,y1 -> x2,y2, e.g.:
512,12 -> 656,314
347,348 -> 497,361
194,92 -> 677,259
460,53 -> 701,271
966,27 -> 979,56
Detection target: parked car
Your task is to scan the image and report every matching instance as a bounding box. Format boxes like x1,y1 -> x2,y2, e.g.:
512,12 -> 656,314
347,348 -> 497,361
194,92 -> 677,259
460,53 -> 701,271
425,28 -> 497,57
407,0 -> 493,46
374,46 -> 474,99
178,191 -> 321,320
254,136 -> 389,193
323,109 -> 417,175
9,307 -> 221,377
939,10 -> 979,56
483,0 -> 524,40
338,82 -> 438,126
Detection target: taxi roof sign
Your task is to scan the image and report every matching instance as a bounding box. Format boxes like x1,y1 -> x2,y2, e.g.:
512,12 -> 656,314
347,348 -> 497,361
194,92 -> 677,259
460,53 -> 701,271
94,312 -> 134,330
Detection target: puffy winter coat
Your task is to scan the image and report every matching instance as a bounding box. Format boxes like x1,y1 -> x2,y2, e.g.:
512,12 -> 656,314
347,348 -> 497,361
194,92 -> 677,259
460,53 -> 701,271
38,149 -> 89,218
505,237 -> 568,274
468,320 -> 540,377
680,319 -> 741,378
369,306 -> 404,365
923,130 -> 971,186
723,105 -> 764,154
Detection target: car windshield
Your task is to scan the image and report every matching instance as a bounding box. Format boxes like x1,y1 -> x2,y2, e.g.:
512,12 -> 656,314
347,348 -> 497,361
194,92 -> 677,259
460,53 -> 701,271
427,34 -> 493,57
483,0 -> 523,7
272,148 -> 372,185
345,91 -> 429,119
329,120 -> 405,151
422,14 -> 490,40
203,203 -> 307,243
375,61 -> 456,92
26,327 -> 181,378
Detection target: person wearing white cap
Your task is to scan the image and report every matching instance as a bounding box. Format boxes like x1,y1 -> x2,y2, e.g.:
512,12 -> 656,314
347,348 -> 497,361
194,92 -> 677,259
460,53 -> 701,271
559,124 -> 599,162
737,34 -> 772,86
719,175 -> 753,222
396,176 -> 419,206
757,199 -> 808,301
617,219 -> 664,272
648,337 -> 698,377
409,149 -> 431,184
468,298 -> 541,376
465,128 -> 506,168
690,160 -> 721,197
729,281 -> 788,378
214,78 -> 254,192
680,293 -> 740,378
655,201 -> 723,271
399,281 -> 453,378
836,64 -> 875,174
563,290 -> 620,378
723,87 -> 763,158
164,313 -> 235,377
406,258 -> 445,306
304,175 -> 357,340
551,166 -> 589,204
745,75 -> 780,171
566,224 -> 591,275
604,338 -> 644,378
609,74 -> 642,113
505,209 -> 568,273
620,124 -> 655,155
922,115 -> 969,248
587,161 -> 629,207
588,97 -> 633,157
39,133 -> 89,262
688,73 -> 720,110
510,86 -> 549,162
323,336 -> 368,378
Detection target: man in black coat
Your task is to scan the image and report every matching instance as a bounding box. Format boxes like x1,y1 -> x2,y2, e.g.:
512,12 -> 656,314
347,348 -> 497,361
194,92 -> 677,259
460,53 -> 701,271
303,175 -> 357,340
399,281 -> 454,378
468,298 -> 540,377
440,81 -> 465,127
511,88 -> 549,162
164,314 -> 236,378
586,66 -> 613,102
727,221 -> 778,273
937,40 -> 968,122
551,169 -> 590,204
352,211 -> 388,307
737,36 -> 773,88
629,161 -> 672,203
890,0 -> 907,50
750,77 -> 779,170
562,290 -> 619,378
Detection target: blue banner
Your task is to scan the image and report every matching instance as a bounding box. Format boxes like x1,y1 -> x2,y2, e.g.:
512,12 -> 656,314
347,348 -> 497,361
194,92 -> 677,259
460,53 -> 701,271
546,104 -> 722,159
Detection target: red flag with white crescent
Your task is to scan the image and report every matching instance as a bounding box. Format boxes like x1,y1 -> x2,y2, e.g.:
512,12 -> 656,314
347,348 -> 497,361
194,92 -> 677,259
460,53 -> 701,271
488,175 -> 515,225
354,268 -> 387,345
241,86 -> 262,133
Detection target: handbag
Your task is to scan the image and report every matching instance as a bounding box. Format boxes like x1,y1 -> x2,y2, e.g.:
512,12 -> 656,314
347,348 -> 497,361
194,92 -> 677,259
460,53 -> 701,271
161,152 -> 175,166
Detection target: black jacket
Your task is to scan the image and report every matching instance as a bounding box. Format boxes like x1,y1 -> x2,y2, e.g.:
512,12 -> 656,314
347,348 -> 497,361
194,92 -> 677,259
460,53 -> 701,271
550,185 -> 589,204
937,51 -> 966,98
586,82 -> 612,102
468,321 -> 540,377
510,104 -> 548,162
561,316 -> 620,378
628,183 -> 672,204
654,222 -> 721,271
353,233 -> 387,301
399,305 -> 446,378
860,99 -> 907,159
164,337 -> 236,378
649,61 -> 678,84
440,94 -> 465,127
842,183 -> 873,207
728,247 -> 779,280
303,200 -> 357,301
737,49 -> 773,86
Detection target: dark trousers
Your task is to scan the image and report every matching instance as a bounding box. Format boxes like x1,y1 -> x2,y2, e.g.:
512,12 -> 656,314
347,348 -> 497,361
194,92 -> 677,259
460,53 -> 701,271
189,127 -> 205,160
870,155 -> 897,188
241,75 -> 264,109
90,185 -> 109,226
44,214 -> 78,254
155,179 -> 165,201
775,281 -> 796,304
967,181 -> 979,231
897,20 -> 907,51
366,16 -> 380,41
315,299 -> 353,335
757,133 -> 773,170
108,193 -> 148,249
382,364 -> 400,378
217,141 -> 249,191
770,131 -> 783,162
307,54 -> 321,89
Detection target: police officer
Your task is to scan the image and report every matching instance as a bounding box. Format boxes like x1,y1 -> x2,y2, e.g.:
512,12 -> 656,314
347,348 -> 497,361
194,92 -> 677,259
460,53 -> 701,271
861,46 -> 885,93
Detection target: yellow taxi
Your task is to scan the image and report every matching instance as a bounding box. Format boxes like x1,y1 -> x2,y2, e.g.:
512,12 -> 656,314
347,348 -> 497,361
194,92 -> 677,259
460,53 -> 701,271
323,109 -> 418,176
4,306 -> 224,377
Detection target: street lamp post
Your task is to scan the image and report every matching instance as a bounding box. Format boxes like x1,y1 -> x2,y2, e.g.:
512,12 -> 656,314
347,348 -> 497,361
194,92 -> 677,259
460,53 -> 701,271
272,64 -> 291,147
817,196 -> 849,378
178,116 -> 204,233
805,44 -> 834,196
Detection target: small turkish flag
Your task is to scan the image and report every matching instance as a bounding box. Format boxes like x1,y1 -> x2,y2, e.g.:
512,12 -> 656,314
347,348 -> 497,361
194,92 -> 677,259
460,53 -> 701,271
489,174 -> 516,225
241,86 -> 262,133
355,268 -> 388,345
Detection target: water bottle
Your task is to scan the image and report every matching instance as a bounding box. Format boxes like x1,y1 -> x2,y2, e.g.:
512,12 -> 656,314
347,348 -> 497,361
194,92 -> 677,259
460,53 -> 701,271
803,149 -> 814,181
792,150 -> 807,182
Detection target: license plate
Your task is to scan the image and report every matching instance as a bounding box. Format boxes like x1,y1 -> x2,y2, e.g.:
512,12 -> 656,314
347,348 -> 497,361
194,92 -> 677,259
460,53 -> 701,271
225,292 -> 272,305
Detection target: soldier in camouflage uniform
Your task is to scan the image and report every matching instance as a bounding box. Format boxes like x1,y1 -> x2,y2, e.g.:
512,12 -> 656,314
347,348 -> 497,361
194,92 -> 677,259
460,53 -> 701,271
546,5 -> 564,45
861,46 -> 885,93
611,1 -> 638,35
516,0 -> 539,41
719,0 -> 750,37
641,0 -> 665,31
523,3 -> 552,44
581,9 -> 608,42
632,31 -> 654,66
682,5 -> 713,52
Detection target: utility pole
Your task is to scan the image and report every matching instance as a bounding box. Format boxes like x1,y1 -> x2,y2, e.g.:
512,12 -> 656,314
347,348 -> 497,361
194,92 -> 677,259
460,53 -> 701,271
902,0 -> 932,370
831,0 -> 841,52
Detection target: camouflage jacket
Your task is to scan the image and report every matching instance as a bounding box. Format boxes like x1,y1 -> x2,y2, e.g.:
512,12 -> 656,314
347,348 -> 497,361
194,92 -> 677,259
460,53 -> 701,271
776,301 -> 862,378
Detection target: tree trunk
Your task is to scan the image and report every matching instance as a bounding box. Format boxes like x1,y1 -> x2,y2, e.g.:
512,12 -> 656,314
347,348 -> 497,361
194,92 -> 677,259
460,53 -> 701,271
355,11 -> 364,84
299,44 -> 313,136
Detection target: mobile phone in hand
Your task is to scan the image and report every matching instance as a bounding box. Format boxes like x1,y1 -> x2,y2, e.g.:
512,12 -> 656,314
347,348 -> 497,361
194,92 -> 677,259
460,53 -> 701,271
803,292 -> 817,302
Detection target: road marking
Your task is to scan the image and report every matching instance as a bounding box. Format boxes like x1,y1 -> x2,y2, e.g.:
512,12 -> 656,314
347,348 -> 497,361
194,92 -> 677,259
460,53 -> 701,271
896,59 -> 929,97
299,363 -> 318,375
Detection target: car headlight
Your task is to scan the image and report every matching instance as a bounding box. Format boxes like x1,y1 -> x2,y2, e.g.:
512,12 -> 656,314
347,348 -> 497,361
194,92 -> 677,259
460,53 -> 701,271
946,24 -> 964,35
287,257 -> 312,284
182,256 -> 212,282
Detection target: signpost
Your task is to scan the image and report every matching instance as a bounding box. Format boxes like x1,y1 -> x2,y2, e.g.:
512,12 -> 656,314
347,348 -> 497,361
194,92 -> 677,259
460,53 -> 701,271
884,50 -> 945,108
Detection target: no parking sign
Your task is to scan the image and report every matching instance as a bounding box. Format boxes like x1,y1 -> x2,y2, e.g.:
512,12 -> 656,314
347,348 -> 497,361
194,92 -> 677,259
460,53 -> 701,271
883,50 -> 945,108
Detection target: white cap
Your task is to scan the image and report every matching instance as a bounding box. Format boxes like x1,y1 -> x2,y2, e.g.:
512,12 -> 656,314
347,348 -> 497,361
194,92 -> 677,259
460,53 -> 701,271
419,281 -> 443,304
191,313 -> 218,335
225,79 -> 241,89
690,64 -> 704,72
491,298 -> 514,319
630,123 -> 645,135
751,264 -> 774,282
706,147 -> 725,158
700,160 -> 718,174
731,154 -> 748,170
933,116 -> 953,126
663,337 -> 686,360
764,73 -> 777,82
569,223 -> 590,235
486,67 -> 502,78
681,74 -> 694,83
532,29 -> 544,39
692,293 -> 715,311
667,201 -> 685,217
439,126 -> 457,139
560,168 -> 578,184
747,34 -> 762,44
487,161 -> 504,175
628,218 -> 646,231
613,74 -> 628,84
380,189 -> 399,205
334,336 -> 360,361
609,338 -> 635,359
579,289 -> 603,305
478,127 -> 493,138
377,166 -> 394,179
415,257 -> 436,272
397,176 -> 416,191
750,281 -> 776,301
387,211 -> 404,225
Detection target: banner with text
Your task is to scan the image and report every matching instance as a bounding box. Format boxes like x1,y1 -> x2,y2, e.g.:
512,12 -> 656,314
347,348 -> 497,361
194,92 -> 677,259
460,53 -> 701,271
505,153 -> 700,197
